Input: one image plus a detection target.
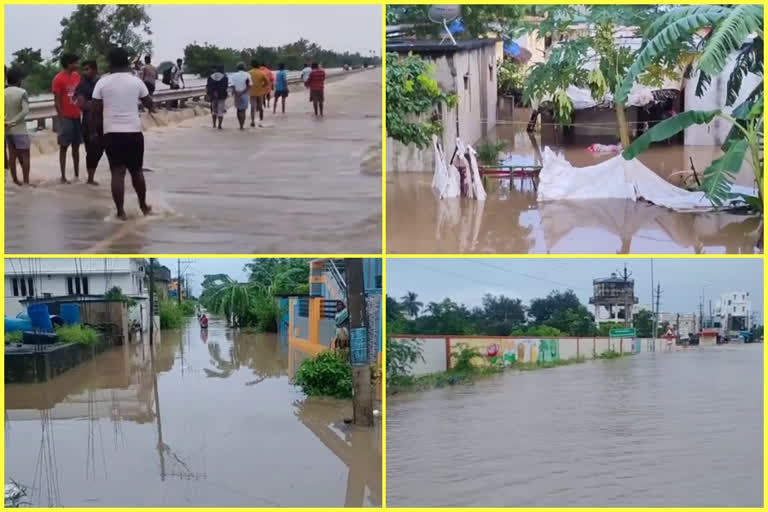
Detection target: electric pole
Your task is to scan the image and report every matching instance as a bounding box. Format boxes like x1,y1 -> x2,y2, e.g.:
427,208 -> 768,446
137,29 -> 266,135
618,263 -> 632,327
149,258 -> 155,347
346,258 -> 373,427
177,259 -> 194,303
177,259 -> 181,305
654,283 -> 662,338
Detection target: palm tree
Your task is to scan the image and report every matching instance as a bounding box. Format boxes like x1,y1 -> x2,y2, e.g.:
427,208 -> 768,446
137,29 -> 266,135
400,291 -> 423,319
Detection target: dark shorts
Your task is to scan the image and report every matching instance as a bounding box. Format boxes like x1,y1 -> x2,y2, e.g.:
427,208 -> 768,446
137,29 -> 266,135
144,81 -> 156,95
57,117 -> 82,146
310,90 -> 324,102
5,134 -> 31,151
103,132 -> 144,172
83,125 -> 104,170
274,89 -> 288,98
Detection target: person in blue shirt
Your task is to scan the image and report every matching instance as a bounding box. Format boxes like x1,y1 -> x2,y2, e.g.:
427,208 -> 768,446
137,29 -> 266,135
273,63 -> 289,114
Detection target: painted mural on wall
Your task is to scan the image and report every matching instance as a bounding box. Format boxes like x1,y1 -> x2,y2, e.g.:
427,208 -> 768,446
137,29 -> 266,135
452,338 -> 562,367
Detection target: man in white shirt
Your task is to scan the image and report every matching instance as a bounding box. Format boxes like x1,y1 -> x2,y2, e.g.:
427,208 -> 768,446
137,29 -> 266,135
230,62 -> 251,130
301,62 -> 312,102
91,48 -> 155,220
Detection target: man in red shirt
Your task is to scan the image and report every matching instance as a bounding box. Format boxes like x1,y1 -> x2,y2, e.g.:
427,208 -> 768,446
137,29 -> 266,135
52,53 -> 82,183
308,62 -> 326,117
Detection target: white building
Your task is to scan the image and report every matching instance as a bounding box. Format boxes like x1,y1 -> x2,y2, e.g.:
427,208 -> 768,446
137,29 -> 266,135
715,291 -> 752,332
5,258 -> 150,332
386,38 -> 499,173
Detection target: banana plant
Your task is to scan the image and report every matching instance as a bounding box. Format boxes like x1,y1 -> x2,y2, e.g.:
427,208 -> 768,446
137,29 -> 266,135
619,4 -> 764,212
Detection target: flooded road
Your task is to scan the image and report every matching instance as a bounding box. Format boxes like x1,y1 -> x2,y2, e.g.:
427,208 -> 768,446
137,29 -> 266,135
6,70 -> 381,254
387,345 -> 763,507
387,125 -> 761,254
5,317 -> 381,507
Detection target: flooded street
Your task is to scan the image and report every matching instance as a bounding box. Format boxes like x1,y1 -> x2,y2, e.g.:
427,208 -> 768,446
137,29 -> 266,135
387,345 -> 763,507
387,124 -> 761,254
5,70 -> 381,254
5,317 -> 381,507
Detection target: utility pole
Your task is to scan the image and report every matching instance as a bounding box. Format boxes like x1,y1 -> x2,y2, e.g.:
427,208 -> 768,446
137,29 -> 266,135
619,263 -> 632,327
149,258 -> 155,347
177,259 -> 182,305
650,259 -> 655,340
654,283 -> 662,338
346,258 -> 373,427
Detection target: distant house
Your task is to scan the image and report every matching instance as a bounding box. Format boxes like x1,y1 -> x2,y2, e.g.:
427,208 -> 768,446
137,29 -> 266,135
5,258 -> 150,332
387,38 -> 499,173
150,261 -> 172,300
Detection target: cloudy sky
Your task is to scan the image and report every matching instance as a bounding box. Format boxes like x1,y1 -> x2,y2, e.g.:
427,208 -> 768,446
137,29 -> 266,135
387,258 -> 764,319
5,5 -> 381,61
157,258 -> 251,297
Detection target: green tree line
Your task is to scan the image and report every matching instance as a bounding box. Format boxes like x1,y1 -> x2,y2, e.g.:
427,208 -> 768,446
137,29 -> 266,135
389,290 -> 659,338
199,259 -> 309,332
183,39 -> 379,76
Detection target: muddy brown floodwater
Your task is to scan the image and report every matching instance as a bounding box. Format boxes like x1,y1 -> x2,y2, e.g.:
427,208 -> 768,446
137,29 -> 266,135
5,317 -> 381,507
387,345 -> 763,507
5,70 -> 381,254
387,124 -> 761,254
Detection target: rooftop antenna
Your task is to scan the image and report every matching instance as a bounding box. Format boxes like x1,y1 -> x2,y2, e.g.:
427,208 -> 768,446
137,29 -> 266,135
428,5 -> 460,46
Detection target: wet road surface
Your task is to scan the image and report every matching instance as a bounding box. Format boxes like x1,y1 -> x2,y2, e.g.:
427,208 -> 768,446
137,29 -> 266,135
5,317 -> 381,507
6,70 -> 382,254
387,126 -> 761,254
387,344 -> 763,507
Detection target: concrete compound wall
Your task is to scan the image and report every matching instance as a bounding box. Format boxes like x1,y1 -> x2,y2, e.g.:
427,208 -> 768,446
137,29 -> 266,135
392,335 -> 676,377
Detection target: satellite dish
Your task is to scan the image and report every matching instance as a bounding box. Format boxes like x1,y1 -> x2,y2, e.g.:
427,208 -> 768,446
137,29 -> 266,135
427,5 -> 460,46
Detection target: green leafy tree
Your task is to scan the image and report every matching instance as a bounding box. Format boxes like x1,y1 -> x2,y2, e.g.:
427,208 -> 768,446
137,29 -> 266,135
386,5 -> 529,40
511,324 -> 563,336
525,5 -> 680,146
529,290 -> 583,325
400,291 -> 423,318
633,309 -> 654,338
619,5 -> 764,213
480,293 -> 526,335
55,5 -> 152,66
8,48 -> 59,95
386,52 -> 458,147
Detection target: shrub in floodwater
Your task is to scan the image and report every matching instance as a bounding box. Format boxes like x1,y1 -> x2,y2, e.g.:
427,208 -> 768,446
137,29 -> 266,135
159,300 -> 183,329
179,300 -> 197,317
5,331 -> 23,344
294,350 -> 353,399
598,349 -> 623,359
451,343 -> 484,374
475,140 -> 506,165
55,325 -> 100,346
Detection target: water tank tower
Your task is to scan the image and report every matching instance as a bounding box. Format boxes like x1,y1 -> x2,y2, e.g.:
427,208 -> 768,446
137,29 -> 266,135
589,269 -> 639,325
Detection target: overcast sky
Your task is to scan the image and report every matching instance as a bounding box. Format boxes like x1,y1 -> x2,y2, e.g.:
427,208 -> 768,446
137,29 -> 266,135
157,258 -> 251,297
387,258 -> 764,319
5,5 -> 381,61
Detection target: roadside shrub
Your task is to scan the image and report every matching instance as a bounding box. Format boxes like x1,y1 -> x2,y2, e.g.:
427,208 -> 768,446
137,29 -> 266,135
179,300 -> 196,316
5,331 -> 23,344
475,140 -> 506,165
294,350 -> 352,399
598,349 -> 622,359
451,344 -> 483,374
55,325 -> 100,346
159,301 -> 183,329
387,337 -> 424,379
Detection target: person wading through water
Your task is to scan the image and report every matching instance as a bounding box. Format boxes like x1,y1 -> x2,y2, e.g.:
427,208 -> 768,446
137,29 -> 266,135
206,65 -> 228,129
5,68 -> 31,186
75,60 -> 103,185
52,53 -> 82,182
90,48 -> 154,220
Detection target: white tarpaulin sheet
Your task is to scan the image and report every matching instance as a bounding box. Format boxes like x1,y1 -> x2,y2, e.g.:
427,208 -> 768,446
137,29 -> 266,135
537,147 -> 753,212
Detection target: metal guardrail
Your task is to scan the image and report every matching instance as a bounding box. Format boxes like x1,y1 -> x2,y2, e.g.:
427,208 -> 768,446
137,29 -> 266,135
26,67 -> 369,128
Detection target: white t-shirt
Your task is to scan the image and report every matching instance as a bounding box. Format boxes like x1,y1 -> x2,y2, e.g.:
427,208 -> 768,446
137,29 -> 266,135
230,71 -> 251,94
92,72 -> 149,134
301,66 -> 311,83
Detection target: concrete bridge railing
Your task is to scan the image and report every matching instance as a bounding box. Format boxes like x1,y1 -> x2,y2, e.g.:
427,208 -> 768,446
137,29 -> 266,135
27,66 -> 372,129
